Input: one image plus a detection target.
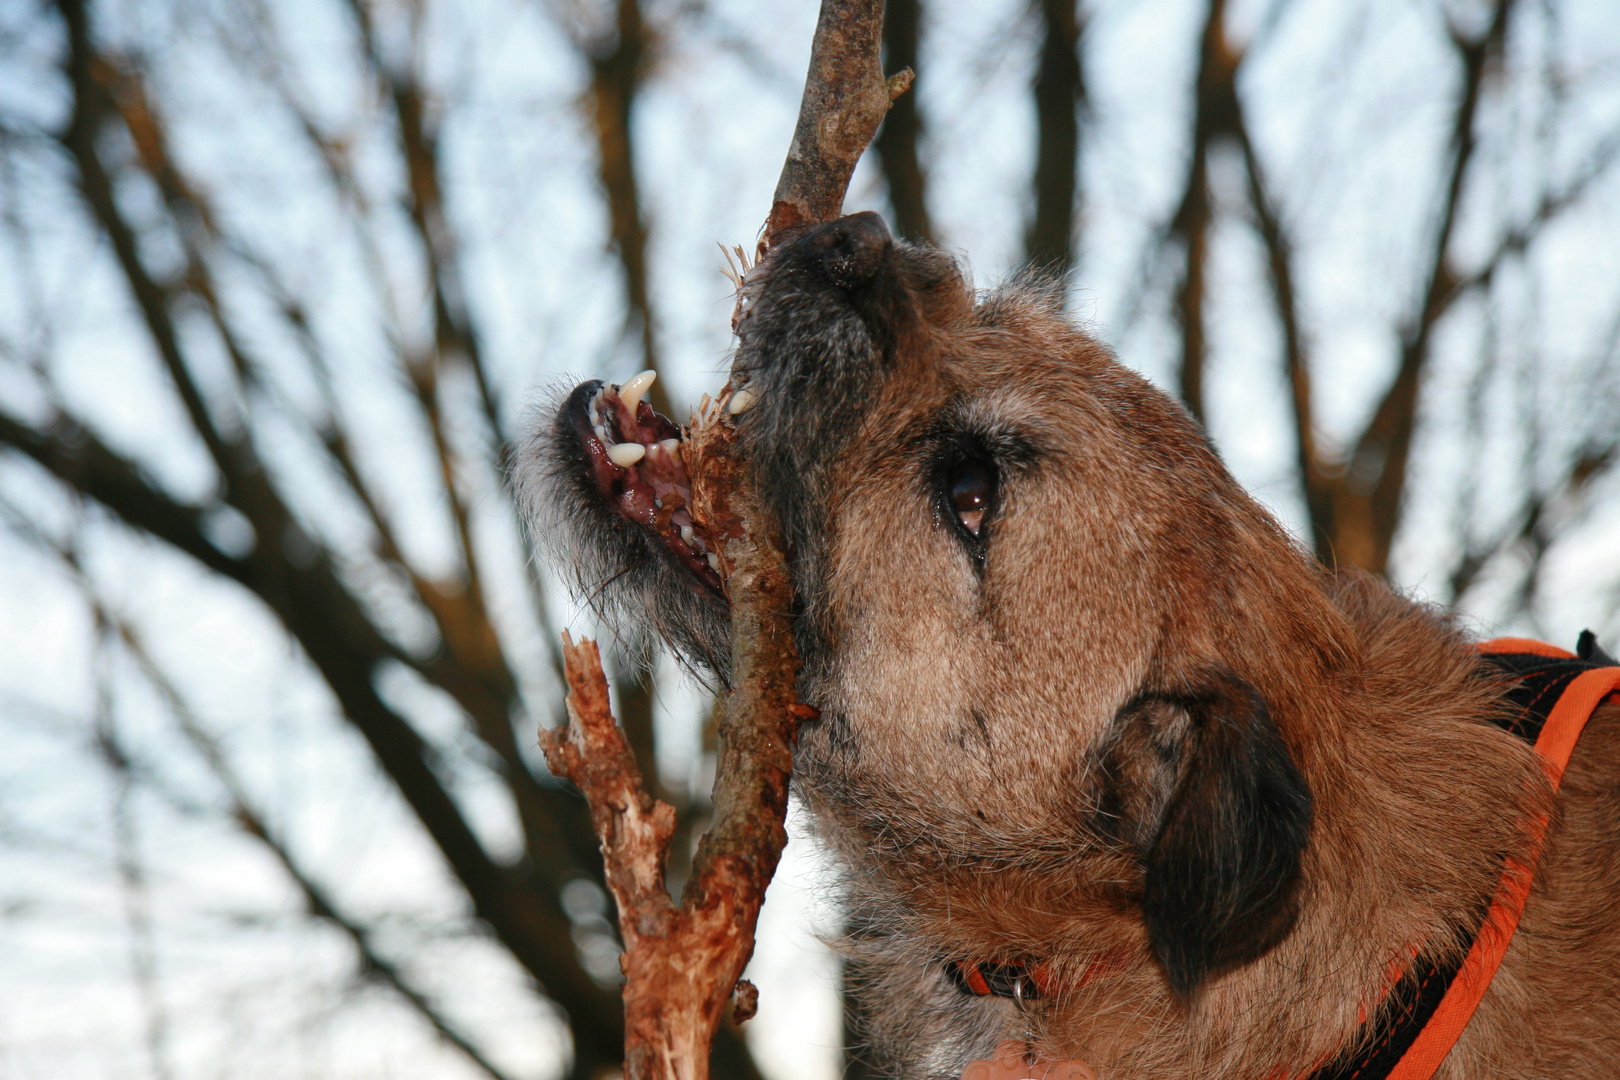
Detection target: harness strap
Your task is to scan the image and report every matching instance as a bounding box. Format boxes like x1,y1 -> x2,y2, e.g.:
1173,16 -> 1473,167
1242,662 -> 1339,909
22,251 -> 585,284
946,952 -> 1127,1001
1309,636 -> 1620,1080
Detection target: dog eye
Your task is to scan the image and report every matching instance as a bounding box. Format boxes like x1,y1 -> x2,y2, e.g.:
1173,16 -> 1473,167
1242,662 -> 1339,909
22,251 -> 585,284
948,460 -> 997,536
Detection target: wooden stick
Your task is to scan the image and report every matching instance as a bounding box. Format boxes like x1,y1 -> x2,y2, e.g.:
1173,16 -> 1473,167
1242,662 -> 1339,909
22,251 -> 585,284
543,2 -> 907,1077
766,0 -> 913,246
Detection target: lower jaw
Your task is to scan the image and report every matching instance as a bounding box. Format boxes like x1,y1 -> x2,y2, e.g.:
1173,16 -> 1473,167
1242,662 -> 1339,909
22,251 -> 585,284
567,378 -> 725,597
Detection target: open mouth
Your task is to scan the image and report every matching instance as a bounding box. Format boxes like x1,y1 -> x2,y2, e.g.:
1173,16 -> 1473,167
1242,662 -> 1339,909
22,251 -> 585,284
567,372 -> 725,597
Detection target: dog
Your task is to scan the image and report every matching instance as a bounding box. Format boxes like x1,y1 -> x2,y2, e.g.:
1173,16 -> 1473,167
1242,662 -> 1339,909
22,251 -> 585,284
521,212 -> 1620,1079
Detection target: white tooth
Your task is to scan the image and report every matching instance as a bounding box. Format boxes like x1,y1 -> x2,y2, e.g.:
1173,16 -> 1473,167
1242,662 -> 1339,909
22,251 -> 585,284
620,370 -> 657,414
659,438 -> 680,453
707,553 -> 721,572
727,388 -> 756,415
607,442 -> 646,467
594,424 -> 610,444
680,524 -> 695,544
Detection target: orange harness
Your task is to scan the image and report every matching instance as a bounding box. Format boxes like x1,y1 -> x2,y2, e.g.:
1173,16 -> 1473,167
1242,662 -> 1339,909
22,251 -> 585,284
1306,636 -> 1620,1080
948,635 -> 1620,1080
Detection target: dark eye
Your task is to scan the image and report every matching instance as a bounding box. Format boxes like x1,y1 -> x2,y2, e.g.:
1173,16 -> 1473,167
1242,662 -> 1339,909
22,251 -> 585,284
947,460 -> 997,537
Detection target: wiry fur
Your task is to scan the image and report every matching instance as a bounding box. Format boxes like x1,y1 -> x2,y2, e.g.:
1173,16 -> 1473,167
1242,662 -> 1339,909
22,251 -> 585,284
522,212 -> 1620,1078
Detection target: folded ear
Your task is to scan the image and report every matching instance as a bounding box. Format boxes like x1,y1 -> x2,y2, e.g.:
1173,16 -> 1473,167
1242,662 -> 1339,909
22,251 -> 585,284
1138,669 -> 1313,1002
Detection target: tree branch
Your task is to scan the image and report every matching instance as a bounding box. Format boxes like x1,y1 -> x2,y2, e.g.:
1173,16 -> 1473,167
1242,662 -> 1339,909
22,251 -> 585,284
85,19 -> 617,950
766,0 -> 911,243
107,602 -> 522,1080
1339,0 -> 1516,573
2,411 -> 620,1078
57,0 -> 239,472
1168,0 -> 1241,422
542,3 -> 901,1076
872,0 -> 931,243
1026,0 -> 1085,271
1229,96 -> 1324,549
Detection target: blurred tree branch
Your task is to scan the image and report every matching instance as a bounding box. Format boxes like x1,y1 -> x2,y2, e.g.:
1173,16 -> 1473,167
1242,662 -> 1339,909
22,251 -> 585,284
66,535 -> 521,1080
1168,0 -> 1240,424
1326,0 -> 1517,573
1025,0 -> 1084,271
873,0 -> 931,243
1162,0 -> 1620,580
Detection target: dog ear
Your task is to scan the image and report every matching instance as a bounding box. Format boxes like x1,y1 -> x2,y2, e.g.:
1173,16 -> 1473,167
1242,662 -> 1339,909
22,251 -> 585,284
1138,669 -> 1313,1002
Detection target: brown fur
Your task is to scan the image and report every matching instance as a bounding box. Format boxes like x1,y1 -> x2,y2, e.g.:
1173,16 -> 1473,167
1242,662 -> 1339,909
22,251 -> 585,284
524,213 -> 1620,1078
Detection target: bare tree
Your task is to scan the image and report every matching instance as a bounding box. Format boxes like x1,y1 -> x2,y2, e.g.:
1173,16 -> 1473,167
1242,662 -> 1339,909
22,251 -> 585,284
1,0 -> 763,1075
1151,0 -> 1620,585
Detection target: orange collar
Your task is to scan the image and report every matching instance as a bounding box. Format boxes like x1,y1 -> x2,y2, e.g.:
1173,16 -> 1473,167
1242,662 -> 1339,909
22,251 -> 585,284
946,950 -> 1130,1001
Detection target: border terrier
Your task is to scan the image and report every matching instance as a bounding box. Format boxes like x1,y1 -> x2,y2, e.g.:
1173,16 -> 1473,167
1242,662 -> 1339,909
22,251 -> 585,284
521,212 -> 1620,1079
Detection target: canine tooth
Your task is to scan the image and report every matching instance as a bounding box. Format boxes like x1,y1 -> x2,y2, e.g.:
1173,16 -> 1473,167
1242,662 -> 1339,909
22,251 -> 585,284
607,442 -> 646,467
707,553 -> 721,572
659,438 -> 680,453
620,370 -> 657,414
681,524 -> 695,544
728,389 -> 756,415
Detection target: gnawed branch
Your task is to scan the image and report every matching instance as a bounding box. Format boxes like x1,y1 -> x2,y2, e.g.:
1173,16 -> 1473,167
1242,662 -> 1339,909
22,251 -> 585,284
541,3 -> 905,1077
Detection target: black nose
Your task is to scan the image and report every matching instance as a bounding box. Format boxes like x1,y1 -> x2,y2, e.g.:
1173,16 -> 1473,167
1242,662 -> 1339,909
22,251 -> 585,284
800,211 -> 891,288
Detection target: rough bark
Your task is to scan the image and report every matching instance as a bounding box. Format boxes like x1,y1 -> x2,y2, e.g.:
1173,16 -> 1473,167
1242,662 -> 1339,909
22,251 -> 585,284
542,478 -> 797,1080
542,2 -> 906,1076
540,412 -> 803,1079
766,0 -> 912,245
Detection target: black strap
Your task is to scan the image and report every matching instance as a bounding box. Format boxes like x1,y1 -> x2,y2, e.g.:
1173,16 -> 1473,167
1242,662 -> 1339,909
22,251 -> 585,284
1307,634 -> 1614,1080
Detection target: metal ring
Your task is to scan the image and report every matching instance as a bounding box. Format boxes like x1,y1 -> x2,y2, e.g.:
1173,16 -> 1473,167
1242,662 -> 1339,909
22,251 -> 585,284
1011,973 -> 1028,1010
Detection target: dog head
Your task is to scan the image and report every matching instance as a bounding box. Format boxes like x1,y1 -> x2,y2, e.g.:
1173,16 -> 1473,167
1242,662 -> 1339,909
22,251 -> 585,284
522,212 -> 1343,999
